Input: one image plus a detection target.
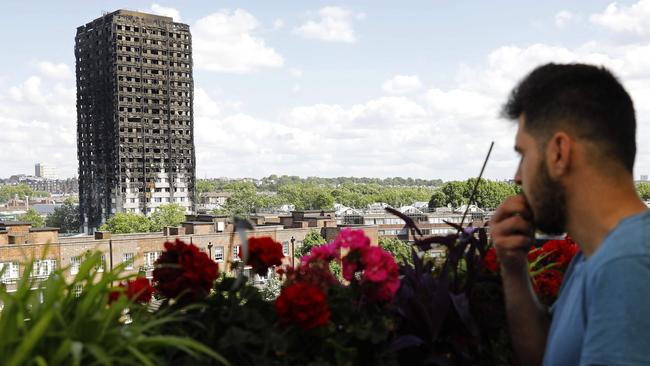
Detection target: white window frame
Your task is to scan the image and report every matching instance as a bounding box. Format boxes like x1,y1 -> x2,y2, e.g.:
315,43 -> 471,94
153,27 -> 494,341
232,246 -> 239,261
282,241 -> 290,256
144,251 -> 161,269
214,246 -> 224,262
0,262 -> 19,283
70,256 -> 81,275
96,254 -> 106,273
32,259 -> 56,278
123,253 -> 135,270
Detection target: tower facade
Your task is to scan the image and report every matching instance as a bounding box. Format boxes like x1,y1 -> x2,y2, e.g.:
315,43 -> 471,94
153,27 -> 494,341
75,10 -> 195,232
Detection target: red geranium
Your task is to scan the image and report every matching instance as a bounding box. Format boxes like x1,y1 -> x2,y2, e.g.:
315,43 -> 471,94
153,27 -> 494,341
540,237 -> 578,267
484,247 -> 499,273
239,237 -> 284,276
153,239 -> 219,301
275,282 -> 330,329
109,277 -> 153,304
533,269 -> 564,305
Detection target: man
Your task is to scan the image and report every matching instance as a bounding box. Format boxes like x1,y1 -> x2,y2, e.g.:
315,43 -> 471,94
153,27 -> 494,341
490,63 -> 650,366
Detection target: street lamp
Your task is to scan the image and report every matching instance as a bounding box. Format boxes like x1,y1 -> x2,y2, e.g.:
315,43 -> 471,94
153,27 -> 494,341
290,236 -> 295,267
208,242 -> 213,260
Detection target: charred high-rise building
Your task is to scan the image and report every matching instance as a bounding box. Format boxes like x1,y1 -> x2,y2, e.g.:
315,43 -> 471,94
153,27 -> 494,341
75,10 -> 195,232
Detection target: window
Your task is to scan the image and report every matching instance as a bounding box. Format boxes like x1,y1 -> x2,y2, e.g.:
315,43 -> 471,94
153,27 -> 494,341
232,246 -> 239,260
123,253 -> 135,270
214,246 -> 224,262
70,256 -> 81,275
32,259 -> 56,278
96,254 -> 106,272
144,251 -> 161,269
0,262 -> 19,282
74,284 -> 83,298
282,241 -> 290,256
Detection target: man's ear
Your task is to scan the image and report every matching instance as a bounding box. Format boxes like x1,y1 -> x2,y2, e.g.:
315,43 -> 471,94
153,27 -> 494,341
546,132 -> 573,178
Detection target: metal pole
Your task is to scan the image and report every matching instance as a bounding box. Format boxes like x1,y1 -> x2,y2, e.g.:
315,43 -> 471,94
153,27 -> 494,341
290,236 -> 295,267
208,241 -> 213,260
109,239 -> 113,271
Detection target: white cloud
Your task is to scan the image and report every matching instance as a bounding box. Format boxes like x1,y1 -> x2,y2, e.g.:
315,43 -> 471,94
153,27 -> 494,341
555,10 -> 574,28
193,9 -> 284,73
273,18 -> 284,30
0,73 -> 77,177
590,0 -> 650,36
382,75 -> 423,94
294,6 -> 359,43
36,61 -> 73,80
192,39 -> 650,180
289,68 -> 303,77
150,3 -> 181,21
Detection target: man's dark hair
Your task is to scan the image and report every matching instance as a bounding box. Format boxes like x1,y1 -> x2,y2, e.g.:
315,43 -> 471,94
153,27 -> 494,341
502,63 -> 636,172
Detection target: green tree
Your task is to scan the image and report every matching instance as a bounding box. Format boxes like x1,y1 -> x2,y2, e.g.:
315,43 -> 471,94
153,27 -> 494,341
295,230 -> 327,257
99,213 -> 151,234
196,179 -> 217,195
439,181 -> 467,208
0,184 -> 34,204
277,183 -> 335,210
220,182 -> 258,216
149,203 -> 186,232
45,201 -> 80,233
428,190 -> 447,209
637,183 -> 650,200
465,178 -> 518,210
18,208 -> 44,228
379,237 -> 413,265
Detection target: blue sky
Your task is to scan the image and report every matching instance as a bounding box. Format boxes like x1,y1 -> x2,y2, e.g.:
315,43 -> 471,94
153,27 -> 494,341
1,0 -> 649,181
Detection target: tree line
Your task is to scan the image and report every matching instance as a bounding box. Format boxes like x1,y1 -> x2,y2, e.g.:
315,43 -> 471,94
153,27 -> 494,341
0,184 -> 49,204
212,181 -> 437,216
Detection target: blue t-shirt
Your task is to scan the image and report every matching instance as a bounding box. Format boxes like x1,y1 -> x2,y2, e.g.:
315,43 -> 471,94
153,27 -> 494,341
543,210 -> 650,366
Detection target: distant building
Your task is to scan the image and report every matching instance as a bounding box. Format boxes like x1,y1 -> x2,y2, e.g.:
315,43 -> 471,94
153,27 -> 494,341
0,216 -> 379,290
0,177 -> 79,195
641,175 -> 648,181
197,191 -> 232,211
35,163 -> 57,179
75,10 -> 195,232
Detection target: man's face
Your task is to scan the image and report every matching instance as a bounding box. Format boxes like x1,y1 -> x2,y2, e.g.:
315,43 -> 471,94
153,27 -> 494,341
514,118 -> 567,235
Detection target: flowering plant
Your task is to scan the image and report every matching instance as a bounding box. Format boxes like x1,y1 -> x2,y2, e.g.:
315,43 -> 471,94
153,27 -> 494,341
484,236 -> 578,305
275,282 -> 330,329
239,236 -> 284,276
108,276 -> 154,304
153,238 -> 219,301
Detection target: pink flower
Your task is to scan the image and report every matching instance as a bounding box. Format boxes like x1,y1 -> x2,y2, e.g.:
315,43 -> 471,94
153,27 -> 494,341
361,246 -> 392,282
333,228 -> 370,251
360,246 -> 400,302
301,242 -> 339,266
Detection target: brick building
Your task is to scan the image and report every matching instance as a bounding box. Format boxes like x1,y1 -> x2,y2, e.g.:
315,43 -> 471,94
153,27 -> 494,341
0,213 -> 379,291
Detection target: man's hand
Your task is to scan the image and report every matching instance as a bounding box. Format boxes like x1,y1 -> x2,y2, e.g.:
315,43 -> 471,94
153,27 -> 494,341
490,194 -> 549,366
489,194 -> 535,274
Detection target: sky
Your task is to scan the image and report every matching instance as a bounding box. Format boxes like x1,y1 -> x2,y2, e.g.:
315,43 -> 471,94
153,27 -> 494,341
1,0 -> 650,181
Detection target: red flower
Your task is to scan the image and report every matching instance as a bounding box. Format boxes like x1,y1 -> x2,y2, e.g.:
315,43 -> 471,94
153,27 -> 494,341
153,239 -> 219,301
540,238 -> 578,268
275,282 -> 330,329
533,269 -> 564,304
239,237 -> 284,276
109,277 -> 153,304
281,262 -> 339,293
484,247 -> 499,273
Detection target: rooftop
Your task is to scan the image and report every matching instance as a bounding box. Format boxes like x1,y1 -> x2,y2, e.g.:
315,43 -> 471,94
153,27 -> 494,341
0,221 -> 32,227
